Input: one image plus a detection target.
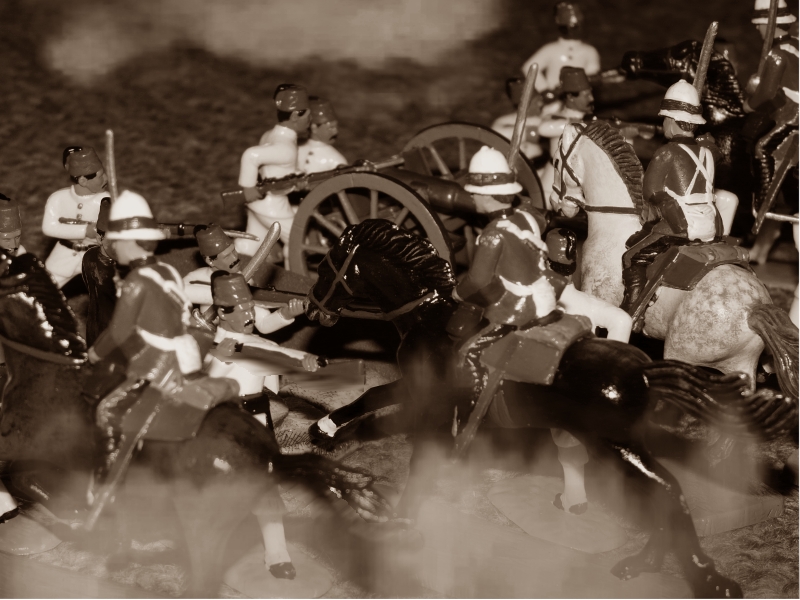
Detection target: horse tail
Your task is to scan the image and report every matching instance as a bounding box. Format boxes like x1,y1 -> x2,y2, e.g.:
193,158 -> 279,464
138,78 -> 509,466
272,453 -> 393,522
747,303 -> 799,400
642,360 -> 798,440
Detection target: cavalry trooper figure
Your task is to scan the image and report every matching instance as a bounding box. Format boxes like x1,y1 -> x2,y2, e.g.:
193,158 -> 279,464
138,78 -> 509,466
746,1 -> 798,210
204,272 -> 318,579
86,191 -> 236,510
621,80 -> 724,313
522,0 -> 601,92
297,96 -> 348,174
237,84 -> 311,257
0,193 -> 25,257
42,146 -> 108,288
537,67 -> 594,206
450,146 -> 630,513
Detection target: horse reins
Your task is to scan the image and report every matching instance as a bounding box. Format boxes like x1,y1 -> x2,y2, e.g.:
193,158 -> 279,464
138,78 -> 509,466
553,123 -> 639,216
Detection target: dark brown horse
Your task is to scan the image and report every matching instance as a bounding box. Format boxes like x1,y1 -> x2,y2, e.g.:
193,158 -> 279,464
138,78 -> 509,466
0,252 -> 391,596
305,219 -> 797,599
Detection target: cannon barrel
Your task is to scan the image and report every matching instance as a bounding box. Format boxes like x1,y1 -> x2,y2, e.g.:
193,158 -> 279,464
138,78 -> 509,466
382,167 -> 476,215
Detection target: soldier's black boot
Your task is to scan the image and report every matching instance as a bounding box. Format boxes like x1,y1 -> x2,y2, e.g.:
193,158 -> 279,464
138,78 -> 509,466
621,263 -> 647,313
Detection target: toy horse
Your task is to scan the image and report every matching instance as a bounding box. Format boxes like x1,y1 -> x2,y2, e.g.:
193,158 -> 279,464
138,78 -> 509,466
551,119 -> 798,401
305,219 -> 796,598
0,252 -> 391,596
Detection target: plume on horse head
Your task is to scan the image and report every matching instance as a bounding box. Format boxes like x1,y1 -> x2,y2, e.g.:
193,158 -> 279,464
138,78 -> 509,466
336,219 -> 456,295
0,252 -> 87,362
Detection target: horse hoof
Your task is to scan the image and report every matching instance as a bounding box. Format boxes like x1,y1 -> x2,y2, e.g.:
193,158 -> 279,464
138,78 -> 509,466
0,507 -> 19,524
269,561 -> 296,580
307,422 -> 337,449
611,556 -> 644,581
695,572 -> 743,599
553,494 -> 588,515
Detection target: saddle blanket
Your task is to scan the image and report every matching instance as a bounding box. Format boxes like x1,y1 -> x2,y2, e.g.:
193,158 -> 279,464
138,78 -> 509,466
480,314 -> 592,385
649,242 -> 751,291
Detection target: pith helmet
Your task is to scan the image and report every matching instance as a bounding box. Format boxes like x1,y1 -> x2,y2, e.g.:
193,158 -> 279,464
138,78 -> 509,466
464,146 -> 523,196
0,194 -> 21,237
274,84 -> 309,113
105,190 -> 166,241
554,1 -> 584,28
658,80 -> 706,125
752,0 -> 797,24
196,224 -> 234,257
560,67 -> 591,94
309,97 -> 338,125
211,271 -> 253,307
63,146 -> 103,178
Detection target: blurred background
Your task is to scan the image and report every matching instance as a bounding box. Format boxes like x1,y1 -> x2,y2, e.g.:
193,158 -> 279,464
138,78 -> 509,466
2,0 -> 766,258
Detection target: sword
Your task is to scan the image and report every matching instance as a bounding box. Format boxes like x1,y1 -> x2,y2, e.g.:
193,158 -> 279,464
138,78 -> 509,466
693,22 -> 719,98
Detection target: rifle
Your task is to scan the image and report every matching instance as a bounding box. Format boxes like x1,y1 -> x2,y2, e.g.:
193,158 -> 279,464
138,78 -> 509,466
157,222 -> 257,241
221,156 -> 405,211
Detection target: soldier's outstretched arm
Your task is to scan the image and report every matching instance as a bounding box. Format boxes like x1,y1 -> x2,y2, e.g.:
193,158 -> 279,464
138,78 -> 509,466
453,233 -> 502,303
89,276 -> 147,362
558,284 -> 632,343
238,143 -> 297,188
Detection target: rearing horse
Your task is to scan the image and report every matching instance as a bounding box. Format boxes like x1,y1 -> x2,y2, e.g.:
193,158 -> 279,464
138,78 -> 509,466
552,120 -> 798,400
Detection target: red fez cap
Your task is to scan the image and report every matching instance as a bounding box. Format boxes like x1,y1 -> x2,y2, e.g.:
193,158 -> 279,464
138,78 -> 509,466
560,67 -> 591,93
274,84 -> 309,113
211,271 -> 253,307
196,224 -> 234,257
96,197 -> 111,233
64,146 -> 103,178
309,96 -> 337,125
0,193 -> 21,236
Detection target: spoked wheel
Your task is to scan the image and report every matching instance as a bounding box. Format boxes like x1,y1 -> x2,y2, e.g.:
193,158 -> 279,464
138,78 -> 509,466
402,122 -> 544,209
287,171 -> 452,277
402,122 -> 545,266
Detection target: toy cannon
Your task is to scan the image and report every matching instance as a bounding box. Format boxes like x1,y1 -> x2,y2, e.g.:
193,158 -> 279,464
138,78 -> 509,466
222,122 -> 545,276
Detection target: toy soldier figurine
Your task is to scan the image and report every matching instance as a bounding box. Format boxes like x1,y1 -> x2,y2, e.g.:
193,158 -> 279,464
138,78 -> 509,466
0,193 -> 25,257
492,79 -> 551,160
621,80 -> 723,313
184,224 -> 247,307
86,191 -> 237,518
42,146 -> 108,288
746,1 -> 798,216
537,67 -> 594,203
522,1 -> 600,92
81,198 -> 117,346
297,96 -> 348,174
237,84 -> 311,257
204,272 -> 317,578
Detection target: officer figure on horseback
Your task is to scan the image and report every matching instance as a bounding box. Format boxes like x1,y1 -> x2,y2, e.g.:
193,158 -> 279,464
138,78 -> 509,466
621,80 -> 725,313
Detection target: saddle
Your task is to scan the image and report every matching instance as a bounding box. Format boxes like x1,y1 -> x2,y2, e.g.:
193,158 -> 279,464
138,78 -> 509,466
630,241 -> 751,329
479,313 -> 593,386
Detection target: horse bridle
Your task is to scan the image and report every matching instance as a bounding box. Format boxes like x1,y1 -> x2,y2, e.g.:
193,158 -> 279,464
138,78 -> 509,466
308,244 -> 439,321
553,123 -> 639,216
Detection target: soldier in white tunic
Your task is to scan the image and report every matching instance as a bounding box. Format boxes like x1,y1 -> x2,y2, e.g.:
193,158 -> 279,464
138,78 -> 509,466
42,146 -> 108,288
237,84 -> 311,257
297,97 -> 348,174
522,1 -> 601,92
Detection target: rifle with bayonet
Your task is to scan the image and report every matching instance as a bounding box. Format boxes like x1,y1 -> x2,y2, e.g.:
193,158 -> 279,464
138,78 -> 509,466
158,222 -> 257,241
221,156 -> 405,211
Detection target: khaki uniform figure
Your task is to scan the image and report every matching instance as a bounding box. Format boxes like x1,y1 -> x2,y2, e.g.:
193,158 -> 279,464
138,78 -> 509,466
297,97 -> 347,174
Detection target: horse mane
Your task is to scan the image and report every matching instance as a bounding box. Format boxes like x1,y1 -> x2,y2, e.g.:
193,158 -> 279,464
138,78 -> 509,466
579,120 -> 644,213
336,220 -> 455,293
0,252 -> 87,360
705,52 -> 745,122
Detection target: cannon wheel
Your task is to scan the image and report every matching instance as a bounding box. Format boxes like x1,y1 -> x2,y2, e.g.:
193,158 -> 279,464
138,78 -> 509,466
402,122 -> 545,210
287,171 -> 453,277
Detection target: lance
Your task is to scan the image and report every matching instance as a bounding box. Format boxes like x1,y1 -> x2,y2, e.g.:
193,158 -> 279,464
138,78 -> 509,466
105,130 -> 119,202
508,63 -> 540,170
693,21 -> 719,98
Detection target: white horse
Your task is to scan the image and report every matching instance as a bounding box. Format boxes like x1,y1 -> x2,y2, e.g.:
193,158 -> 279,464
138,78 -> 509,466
550,119 -> 798,400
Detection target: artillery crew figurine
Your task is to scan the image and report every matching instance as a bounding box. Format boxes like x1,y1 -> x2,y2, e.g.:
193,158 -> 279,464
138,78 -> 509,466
42,146 -> 108,288
184,223 -> 248,307
297,96 -> 348,174
522,1 -> 600,92
237,84 -> 311,257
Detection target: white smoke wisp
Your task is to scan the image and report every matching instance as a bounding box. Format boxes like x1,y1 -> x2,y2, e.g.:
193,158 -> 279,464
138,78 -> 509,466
43,0 -> 503,84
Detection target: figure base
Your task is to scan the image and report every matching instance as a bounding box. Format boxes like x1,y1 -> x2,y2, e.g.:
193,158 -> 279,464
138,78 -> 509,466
223,543 -> 332,599
488,475 -> 629,554
0,513 -> 61,556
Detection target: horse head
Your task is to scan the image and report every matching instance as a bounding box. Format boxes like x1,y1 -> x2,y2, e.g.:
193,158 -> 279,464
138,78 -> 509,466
306,219 -> 456,327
